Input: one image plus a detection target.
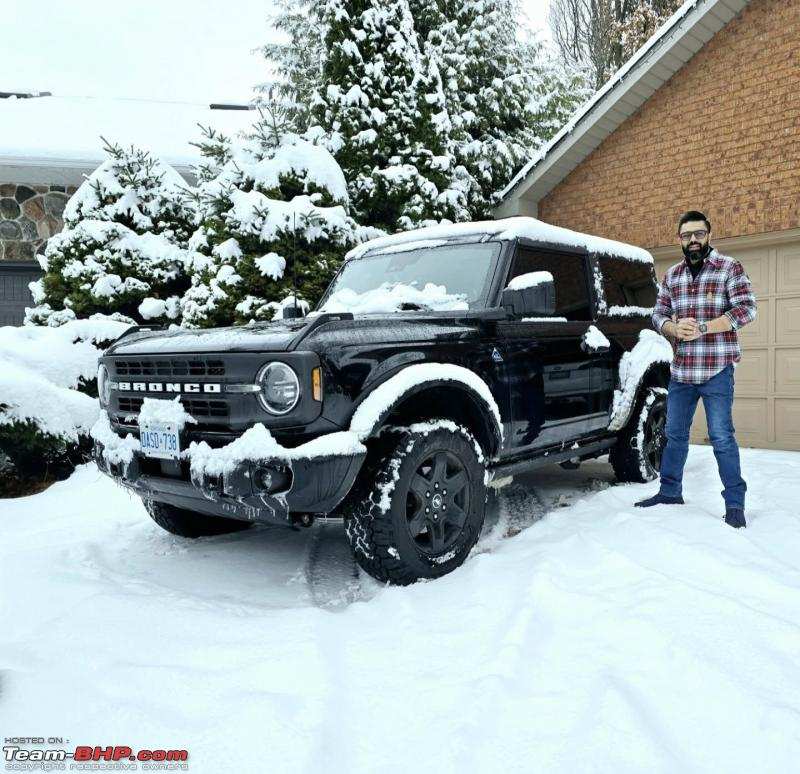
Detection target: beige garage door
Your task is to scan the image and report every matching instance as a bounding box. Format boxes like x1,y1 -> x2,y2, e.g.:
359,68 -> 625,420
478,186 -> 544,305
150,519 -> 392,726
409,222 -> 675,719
653,230 -> 800,451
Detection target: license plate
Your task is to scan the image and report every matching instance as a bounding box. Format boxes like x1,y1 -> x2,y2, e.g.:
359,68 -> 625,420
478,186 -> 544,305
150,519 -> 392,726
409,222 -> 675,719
139,421 -> 180,460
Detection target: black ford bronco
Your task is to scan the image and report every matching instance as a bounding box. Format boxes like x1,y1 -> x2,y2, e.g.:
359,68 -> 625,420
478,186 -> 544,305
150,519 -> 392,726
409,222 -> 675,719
94,218 -> 671,585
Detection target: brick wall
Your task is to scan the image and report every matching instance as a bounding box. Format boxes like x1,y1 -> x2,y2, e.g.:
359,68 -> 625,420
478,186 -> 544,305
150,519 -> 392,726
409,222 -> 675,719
0,183 -> 78,261
538,0 -> 800,249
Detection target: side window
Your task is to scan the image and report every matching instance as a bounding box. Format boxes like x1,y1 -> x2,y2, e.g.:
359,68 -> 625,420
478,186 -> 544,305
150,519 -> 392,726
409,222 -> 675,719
598,255 -> 657,309
507,249 -> 591,321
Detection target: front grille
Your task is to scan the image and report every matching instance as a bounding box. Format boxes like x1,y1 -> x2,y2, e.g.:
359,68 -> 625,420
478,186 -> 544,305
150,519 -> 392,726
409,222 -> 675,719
118,396 -> 230,419
113,358 -> 226,377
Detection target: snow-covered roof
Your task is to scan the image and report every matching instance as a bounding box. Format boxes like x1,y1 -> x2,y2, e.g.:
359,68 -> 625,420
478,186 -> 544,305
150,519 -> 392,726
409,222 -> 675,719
0,96 -> 257,185
496,0 -> 750,214
347,217 -> 653,263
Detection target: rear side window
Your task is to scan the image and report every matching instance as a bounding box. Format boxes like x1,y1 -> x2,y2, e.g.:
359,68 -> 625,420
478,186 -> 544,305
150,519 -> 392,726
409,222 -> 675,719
599,256 -> 657,309
507,249 -> 591,320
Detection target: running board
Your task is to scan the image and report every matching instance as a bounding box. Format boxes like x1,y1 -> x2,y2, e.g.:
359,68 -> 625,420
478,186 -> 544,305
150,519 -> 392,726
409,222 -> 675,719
489,438 -> 617,479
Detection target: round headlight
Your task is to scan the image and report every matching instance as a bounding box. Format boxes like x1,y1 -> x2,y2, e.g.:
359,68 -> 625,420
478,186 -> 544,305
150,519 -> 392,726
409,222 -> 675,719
98,364 -> 111,406
257,362 -> 300,415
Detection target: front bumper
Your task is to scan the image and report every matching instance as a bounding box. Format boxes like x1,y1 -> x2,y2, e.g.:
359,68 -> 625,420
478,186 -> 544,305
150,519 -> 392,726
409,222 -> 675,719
93,441 -> 366,526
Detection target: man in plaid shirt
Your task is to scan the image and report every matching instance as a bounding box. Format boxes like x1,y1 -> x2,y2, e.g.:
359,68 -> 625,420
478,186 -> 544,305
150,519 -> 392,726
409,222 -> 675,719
635,211 -> 757,528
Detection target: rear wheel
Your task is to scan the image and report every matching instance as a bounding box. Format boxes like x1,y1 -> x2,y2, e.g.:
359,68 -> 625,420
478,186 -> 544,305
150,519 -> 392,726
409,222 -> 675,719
343,423 -> 487,585
143,499 -> 252,538
610,387 -> 667,483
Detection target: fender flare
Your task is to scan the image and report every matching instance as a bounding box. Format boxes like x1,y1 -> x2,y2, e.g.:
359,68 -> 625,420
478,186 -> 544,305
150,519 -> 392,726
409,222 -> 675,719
608,330 -> 672,431
348,363 -> 503,454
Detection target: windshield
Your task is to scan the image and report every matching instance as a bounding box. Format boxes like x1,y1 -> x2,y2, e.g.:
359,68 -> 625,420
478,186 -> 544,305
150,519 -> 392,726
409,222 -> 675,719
318,242 -> 499,313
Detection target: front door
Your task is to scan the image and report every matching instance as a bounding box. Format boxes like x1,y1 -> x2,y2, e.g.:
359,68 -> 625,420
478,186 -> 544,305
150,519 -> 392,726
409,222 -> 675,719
499,247 -> 608,452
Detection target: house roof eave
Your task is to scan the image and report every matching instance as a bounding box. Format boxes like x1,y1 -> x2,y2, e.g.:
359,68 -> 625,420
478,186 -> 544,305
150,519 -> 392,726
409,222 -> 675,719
497,0 -> 750,208
0,154 -> 196,187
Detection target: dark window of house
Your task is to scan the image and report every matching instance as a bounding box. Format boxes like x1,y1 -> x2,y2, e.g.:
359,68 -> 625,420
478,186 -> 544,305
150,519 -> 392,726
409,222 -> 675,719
507,249 -> 591,320
599,256 -> 657,309
0,264 -> 43,326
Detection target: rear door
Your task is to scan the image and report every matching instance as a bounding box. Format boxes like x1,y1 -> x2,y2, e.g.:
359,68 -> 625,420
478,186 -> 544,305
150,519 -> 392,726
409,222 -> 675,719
592,252 -> 660,420
499,246 -> 609,451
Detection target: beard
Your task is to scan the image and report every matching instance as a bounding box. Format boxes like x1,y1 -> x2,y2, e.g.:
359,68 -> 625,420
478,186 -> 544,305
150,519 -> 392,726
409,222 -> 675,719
682,241 -> 711,261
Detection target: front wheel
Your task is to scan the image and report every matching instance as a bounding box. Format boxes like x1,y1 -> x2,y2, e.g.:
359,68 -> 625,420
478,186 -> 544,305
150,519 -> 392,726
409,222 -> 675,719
343,423 -> 488,585
610,387 -> 667,483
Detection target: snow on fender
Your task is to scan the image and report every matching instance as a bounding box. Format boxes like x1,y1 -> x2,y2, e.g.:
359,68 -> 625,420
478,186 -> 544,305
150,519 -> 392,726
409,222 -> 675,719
608,329 -> 672,431
348,363 -> 503,452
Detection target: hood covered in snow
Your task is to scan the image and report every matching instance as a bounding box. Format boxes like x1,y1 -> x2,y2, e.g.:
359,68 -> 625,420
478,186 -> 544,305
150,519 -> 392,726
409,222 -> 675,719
105,311 -> 478,356
106,319 -> 309,355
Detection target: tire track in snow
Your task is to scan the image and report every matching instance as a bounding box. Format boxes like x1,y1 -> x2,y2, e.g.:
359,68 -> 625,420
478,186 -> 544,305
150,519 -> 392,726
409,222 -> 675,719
476,481 -> 549,553
304,521 -> 365,609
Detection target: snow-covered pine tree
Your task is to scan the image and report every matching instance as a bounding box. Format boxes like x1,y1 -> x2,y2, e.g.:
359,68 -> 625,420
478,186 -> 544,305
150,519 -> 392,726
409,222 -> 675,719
27,140 -> 195,327
263,0 -> 589,223
257,2 -> 326,132
415,0 -> 590,218
309,0 -> 470,232
182,114 -> 369,327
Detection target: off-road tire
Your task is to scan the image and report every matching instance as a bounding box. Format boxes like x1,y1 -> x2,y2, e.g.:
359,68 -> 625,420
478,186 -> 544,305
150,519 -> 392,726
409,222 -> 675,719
610,387 -> 668,483
343,423 -> 488,585
143,499 -> 253,538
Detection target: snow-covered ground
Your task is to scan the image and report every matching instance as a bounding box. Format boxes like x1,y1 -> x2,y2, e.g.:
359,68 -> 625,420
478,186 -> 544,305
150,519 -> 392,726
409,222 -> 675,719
2,446 -> 800,772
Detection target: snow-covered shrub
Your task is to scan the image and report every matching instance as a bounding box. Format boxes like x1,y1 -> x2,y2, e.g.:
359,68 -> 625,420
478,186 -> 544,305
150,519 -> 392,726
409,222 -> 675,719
182,121 -> 373,327
26,141 -> 195,327
0,318 -> 130,495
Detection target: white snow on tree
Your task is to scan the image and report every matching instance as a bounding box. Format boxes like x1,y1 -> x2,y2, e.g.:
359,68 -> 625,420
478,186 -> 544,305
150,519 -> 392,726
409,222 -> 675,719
612,0 -> 683,62
412,0 -> 591,218
308,0 -> 472,232
0,317 -> 131,496
182,115 -> 375,327
26,140 -> 195,327
264,0 -> 590,222
257,5 -> 327,132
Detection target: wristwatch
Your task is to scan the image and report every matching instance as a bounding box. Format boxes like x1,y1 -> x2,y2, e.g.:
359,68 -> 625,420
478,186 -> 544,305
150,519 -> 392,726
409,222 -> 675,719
698,322 -> 708,335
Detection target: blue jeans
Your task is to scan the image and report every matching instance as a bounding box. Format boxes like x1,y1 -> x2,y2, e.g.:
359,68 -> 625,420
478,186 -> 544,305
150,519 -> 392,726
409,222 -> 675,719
659,364 -> 746,510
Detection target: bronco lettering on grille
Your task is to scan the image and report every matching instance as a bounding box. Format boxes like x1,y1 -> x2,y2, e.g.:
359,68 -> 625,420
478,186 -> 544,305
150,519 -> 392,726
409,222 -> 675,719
114,382 -> 222,394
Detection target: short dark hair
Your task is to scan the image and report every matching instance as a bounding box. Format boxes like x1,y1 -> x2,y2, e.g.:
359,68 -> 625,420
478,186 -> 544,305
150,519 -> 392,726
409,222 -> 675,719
678,210 -> 711,232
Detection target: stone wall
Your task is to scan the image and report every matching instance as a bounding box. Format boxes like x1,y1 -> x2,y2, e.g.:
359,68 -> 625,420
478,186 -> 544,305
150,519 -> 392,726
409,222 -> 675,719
0,183 -> 77,262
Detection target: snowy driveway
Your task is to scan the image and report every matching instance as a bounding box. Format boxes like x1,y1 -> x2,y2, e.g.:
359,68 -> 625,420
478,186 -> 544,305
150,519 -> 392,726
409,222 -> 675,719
2,447 -> 800,772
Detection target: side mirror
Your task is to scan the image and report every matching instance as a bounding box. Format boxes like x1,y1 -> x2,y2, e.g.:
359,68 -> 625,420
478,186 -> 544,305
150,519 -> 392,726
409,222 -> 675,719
282,305 -> 306,319
501,272 -> 556,317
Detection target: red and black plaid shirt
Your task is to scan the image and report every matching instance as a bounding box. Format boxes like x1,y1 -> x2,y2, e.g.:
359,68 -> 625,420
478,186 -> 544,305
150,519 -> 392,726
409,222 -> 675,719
652,248 -> 757,384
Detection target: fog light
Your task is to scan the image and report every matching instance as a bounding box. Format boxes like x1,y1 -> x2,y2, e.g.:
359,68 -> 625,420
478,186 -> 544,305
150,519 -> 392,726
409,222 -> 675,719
253,466 -> 291,494
253,467 -> 273,491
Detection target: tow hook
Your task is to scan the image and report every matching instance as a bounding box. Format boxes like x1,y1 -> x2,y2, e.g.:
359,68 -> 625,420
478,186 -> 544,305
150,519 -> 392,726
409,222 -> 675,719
291,513 -> 315,529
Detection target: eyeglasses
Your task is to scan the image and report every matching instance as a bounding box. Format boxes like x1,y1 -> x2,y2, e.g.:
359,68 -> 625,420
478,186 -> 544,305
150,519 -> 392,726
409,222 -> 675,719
679,229 -> 708,241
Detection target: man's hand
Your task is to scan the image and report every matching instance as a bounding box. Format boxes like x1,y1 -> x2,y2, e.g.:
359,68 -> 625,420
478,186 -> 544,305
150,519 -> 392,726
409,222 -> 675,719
664,316 -> 700,341
675,317 -> 700,341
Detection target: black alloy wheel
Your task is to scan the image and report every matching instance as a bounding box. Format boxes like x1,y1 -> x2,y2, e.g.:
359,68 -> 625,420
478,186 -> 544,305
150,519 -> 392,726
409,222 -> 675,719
405,450 -> 471,556
642,399 -> 667,473
610,387 -> 668,483
343,423 -> 488,585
